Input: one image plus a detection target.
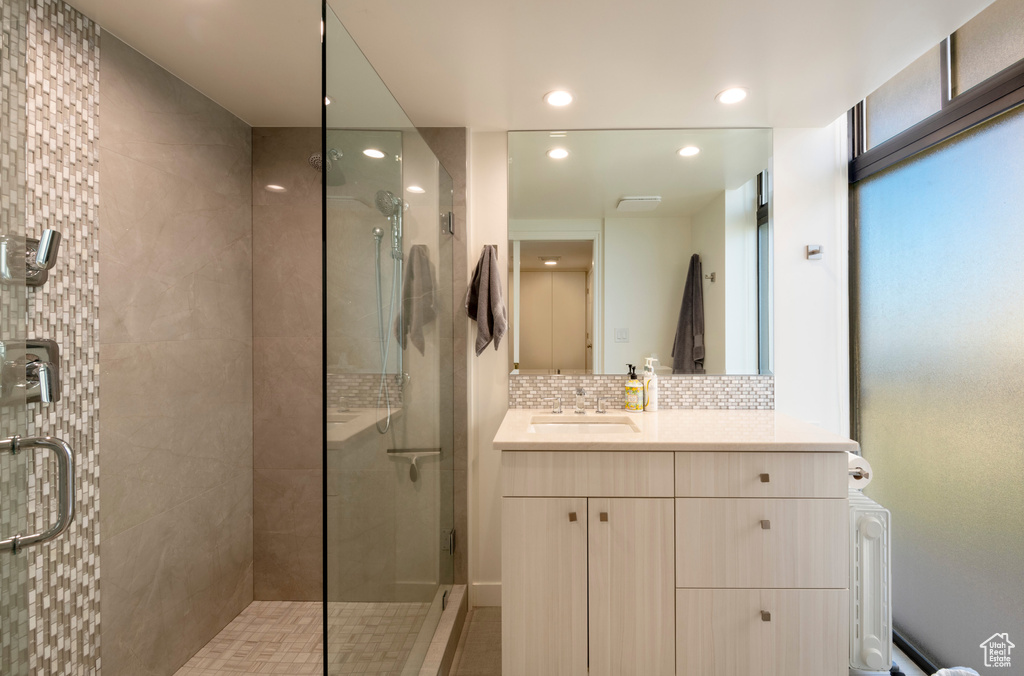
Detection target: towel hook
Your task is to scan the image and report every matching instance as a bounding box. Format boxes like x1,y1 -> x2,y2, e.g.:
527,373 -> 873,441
704,272 -> 716,282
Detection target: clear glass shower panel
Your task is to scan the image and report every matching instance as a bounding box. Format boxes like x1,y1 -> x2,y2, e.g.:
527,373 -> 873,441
0,0 -> 31,672
325,7 -> 455,674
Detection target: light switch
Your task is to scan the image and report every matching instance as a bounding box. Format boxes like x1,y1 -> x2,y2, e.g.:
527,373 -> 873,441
614,328 -> 629,343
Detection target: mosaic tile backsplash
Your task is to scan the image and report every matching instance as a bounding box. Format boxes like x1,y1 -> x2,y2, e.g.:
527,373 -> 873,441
509,373 -> 774,410
327,372 -> 404,409
24,1 -> 101,674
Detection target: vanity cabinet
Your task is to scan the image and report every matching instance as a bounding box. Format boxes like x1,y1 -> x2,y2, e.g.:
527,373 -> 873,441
500,447 -> 849,676
502,452 -> 675,676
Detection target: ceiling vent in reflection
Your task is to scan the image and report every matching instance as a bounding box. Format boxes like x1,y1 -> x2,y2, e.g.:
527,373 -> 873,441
616,196 -> 661,212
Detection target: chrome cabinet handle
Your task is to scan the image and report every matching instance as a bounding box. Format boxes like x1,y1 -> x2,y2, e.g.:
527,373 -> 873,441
0,435 -> 75,552
761,611 -> 771,622
759,473 -> 770,483
568,511 -> 578,522
599,512 -> 608,522
760,519 -> 771,530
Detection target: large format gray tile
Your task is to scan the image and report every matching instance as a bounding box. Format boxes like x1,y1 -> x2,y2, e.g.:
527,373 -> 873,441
101,470 -> 253,676
253,469 -> 323,600
252,203 -> 323,338
100,339 -> 253,540
253,336 -> 322,469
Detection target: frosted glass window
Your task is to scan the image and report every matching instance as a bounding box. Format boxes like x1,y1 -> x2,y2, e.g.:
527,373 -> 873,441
851,103 -> 1024,668
865,45 -> 942,149
953,0 -> 1024,96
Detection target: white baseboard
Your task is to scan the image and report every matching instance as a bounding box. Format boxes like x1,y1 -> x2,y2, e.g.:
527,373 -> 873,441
470,582 -> 501,607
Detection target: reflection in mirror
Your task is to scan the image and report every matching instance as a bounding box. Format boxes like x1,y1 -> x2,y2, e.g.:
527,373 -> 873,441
508,129 -> 773,376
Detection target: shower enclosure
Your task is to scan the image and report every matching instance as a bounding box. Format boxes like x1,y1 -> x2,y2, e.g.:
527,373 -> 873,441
325,8 -> 456,673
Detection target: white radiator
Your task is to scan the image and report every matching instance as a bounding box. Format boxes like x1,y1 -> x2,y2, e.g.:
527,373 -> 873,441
849,486 -> 893,676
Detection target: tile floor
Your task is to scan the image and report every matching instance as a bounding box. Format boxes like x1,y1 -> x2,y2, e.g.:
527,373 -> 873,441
173,602 -> 323,675
326,601 -> 432,674
450,606 -> 933,676
173,600 -> 432,675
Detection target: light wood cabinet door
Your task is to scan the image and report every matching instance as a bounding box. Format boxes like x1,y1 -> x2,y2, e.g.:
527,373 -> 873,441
588,498 -> 675,676
676,588 -> 849,676
502,497 -> 588,676
675,498 -> 848,588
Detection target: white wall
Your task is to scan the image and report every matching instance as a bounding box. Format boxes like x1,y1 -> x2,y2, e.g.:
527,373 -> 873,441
465,122 -> 851,607
603,216 -> 691,372
691,196 -> 726,374
772,120 -> 850,436
467,131 -> 509,606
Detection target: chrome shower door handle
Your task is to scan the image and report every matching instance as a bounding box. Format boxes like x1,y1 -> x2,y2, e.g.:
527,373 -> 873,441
0,435 -> 75,552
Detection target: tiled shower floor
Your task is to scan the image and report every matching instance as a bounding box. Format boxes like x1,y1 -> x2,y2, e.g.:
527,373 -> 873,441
173,600 -> 431,675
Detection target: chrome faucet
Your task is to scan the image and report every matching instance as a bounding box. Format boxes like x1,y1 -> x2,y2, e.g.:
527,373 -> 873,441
574,388 -> 587,414
595,396 -> 607,414
543,396 -> 562,414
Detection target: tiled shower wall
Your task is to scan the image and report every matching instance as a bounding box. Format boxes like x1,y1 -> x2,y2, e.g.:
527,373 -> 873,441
252,127 -> 323,601
24,1 -> 101,674
98,34 -> 254,676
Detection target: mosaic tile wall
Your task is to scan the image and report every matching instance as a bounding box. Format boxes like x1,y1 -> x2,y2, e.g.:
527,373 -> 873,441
0,0 -> 31,670
327,372 -> 404,409
24,1 -> 101,673
509,373 -> 774,410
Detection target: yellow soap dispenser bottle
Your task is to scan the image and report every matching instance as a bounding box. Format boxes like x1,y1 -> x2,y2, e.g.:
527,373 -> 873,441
625,364 -> 643,411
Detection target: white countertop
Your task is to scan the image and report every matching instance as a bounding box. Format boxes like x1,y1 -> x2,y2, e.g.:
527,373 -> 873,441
493,408 -> 859,452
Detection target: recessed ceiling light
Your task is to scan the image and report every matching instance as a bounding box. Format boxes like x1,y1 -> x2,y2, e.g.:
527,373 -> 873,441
264,184 -> 287,193
407,185 -> 425,194
544,90 -> 574,107
678,146 -> 700,157
547,148 -> 569,159
549,131 -> 567,138
715,87 -> 748,104
324,95 -> 332,105
363,148 -> 386,158
540,256 -> 561,266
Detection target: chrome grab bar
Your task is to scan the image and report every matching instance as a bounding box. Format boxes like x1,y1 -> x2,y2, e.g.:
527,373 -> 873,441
0,435 -> 75,553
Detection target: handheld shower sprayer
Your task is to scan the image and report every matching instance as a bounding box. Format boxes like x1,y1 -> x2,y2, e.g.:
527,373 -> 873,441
375,190 -> 403,260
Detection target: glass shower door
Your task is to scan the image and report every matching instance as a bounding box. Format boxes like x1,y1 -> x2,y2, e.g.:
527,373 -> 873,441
0,0 -> 32,672
325,8 -> 455,673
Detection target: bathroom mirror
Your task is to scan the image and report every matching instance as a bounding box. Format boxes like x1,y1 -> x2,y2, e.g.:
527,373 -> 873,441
507,128 -> 773,376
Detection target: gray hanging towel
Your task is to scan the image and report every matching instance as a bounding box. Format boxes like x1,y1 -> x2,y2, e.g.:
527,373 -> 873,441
672,253 -> 705,374
465,244 -> 508,356
394,244 -> 436,355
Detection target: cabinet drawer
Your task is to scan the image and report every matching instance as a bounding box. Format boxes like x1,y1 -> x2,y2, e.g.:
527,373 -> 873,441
502,452 -> 674,497
675,498 -> 848,588
675,452 -> 848,498
676,588 -> 849,676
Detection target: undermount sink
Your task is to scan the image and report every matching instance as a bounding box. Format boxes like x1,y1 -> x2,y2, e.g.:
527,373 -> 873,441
528,414 -> 640,434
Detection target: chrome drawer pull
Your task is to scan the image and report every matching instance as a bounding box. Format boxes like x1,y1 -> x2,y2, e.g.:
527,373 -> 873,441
761,611 -> 771,622
759,473 -> 770,483
599,512 -> 608,522
568,511 -> 577,522
760,519 -> 771,530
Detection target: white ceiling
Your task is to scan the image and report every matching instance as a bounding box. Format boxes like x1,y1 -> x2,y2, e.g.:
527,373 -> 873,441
64,0 -> 993,130
63,0 -> 323,127
509,129 -> 771,220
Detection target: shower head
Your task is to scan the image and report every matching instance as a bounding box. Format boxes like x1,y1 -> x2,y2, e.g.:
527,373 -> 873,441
308,152 -> 331,173
372,227 -> 385,241
375,190 -> 400,217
